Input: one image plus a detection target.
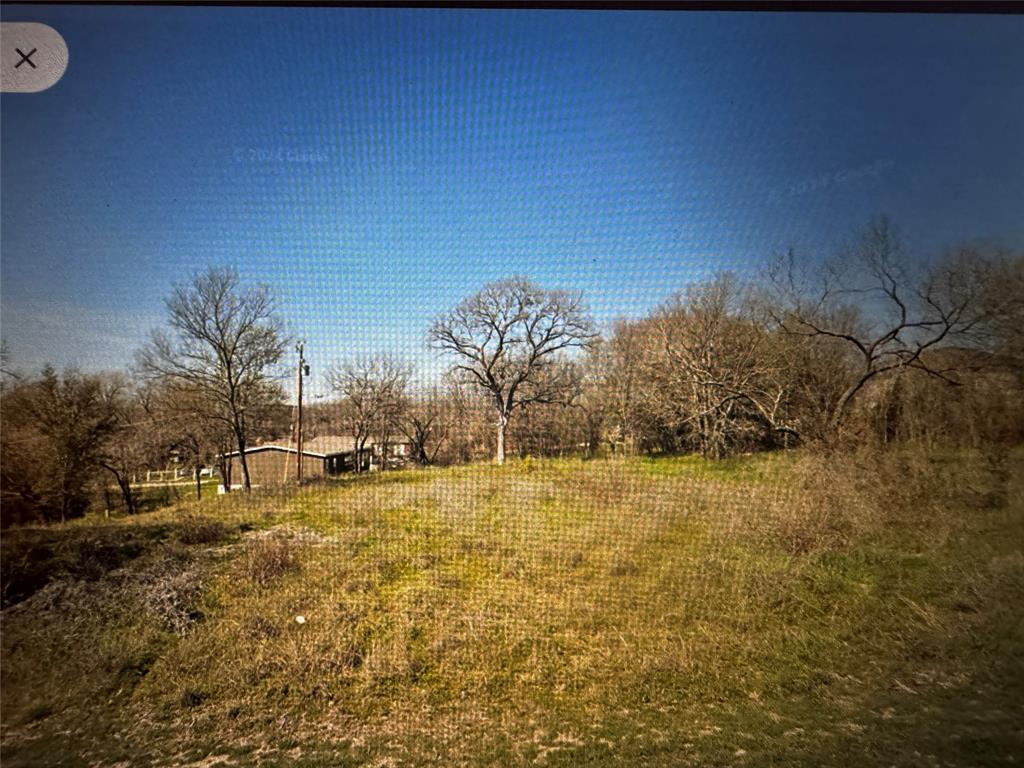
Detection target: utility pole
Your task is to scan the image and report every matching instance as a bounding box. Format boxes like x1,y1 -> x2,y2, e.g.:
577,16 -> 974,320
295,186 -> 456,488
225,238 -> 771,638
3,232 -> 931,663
295,342 -> 308,483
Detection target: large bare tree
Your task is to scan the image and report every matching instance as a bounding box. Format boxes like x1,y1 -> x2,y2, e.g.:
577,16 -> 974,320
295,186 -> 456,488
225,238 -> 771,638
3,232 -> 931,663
767,217 -> 1002,437
429,277 -> 595,464
137,267 -> 286,492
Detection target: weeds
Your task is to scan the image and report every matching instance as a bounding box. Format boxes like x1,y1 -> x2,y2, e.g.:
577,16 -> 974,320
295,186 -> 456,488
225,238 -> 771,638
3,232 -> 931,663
179,688 -> 208,708
242,536 -> 300,587
129,545 -> 208,635
176,516 -> 231,546
1,449 -> 1021,767
0,524 -> 172,608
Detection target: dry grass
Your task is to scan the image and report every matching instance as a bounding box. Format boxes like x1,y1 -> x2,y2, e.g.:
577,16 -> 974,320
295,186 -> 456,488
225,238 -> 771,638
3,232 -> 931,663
241,536 -> 300,588
1,448 -> 1021,767
176,517 -> 231,546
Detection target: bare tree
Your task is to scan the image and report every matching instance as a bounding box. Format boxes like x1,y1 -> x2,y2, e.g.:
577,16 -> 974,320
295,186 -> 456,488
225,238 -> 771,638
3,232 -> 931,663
137,267 -> 286,492
586,320 -> 645,455
0,339 -> 20,387
96,376 -> 154,515
437,376 -> 493,465
632,274 -> 795,458
767,218 -> 1002,437
429,277 -> 595,464
400,387 -> 453,466
146,382 -> 234,500
970,248 -> 1024,374
507,377 -> 590,459
573,358 -> 610,457
325,356 -> 409,472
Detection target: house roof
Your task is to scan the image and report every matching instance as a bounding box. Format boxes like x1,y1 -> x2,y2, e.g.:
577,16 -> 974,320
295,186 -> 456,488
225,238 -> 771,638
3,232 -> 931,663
304,435 -> 359,455
221,443 -> 320,459
222,435 -> 361,459
222,435 -> 410,459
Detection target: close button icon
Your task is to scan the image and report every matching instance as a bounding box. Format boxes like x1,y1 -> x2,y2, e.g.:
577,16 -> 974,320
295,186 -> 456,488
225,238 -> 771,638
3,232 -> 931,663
15,48 -> 39,69
1,23 -> 68,92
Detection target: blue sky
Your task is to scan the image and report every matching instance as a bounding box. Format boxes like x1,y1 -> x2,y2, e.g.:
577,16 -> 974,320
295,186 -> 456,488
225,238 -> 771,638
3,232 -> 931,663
2,6 -> 1023,394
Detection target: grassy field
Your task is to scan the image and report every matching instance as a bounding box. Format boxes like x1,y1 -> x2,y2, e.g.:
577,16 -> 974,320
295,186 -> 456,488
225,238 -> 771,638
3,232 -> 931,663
127,477 -> 224,515
1,449 -> 1022,766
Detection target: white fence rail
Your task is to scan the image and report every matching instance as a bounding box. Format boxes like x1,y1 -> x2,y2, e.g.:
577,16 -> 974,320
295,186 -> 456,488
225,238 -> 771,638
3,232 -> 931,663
134,467 -> 215,483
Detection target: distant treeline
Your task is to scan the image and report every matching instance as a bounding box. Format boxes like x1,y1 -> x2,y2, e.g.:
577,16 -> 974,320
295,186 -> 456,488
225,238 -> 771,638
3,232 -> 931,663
2,217 -> 1022,526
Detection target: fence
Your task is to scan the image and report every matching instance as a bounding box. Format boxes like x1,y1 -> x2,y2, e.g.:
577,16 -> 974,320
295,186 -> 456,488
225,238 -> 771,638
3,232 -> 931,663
134,467 -> 215,484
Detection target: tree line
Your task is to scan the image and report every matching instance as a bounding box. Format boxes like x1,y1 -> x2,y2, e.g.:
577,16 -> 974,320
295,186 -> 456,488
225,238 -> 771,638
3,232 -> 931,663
2,217 -> 1022,526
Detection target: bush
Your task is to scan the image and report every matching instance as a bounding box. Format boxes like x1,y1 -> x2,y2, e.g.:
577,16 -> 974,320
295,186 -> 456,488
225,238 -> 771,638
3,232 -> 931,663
0,526 -> 169,608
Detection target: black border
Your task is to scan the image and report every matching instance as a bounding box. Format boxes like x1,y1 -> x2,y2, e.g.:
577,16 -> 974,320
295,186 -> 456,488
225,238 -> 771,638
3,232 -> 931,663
4,0 -> 1022,12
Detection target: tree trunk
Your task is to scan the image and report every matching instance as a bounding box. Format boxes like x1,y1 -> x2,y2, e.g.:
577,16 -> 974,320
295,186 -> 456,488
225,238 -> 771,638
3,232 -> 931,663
234,428 -> 252,492
495,414 -> 509,464
117,475 -> 136,515
195,464 -> 202,500
218,454 -> 231,493
354,435 -> 368,473
828,369 -> 879,439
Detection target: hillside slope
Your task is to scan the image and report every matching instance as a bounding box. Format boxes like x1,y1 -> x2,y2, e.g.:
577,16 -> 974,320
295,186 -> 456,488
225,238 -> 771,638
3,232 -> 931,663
2,451 -> 1022,767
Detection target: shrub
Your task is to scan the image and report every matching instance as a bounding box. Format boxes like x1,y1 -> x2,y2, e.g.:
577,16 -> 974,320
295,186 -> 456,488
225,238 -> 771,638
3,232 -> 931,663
1,527 -> 169,608
784,442 -> 1017,557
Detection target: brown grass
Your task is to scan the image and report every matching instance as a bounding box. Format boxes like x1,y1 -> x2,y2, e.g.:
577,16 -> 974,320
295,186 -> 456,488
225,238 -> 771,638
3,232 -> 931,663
1,448 -> 1021,767
241,536 -> 300,587
176,516 -> 231,546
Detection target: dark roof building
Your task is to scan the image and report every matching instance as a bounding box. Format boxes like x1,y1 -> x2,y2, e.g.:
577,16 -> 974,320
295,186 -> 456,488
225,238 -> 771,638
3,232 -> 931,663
220,435 -> 411,488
